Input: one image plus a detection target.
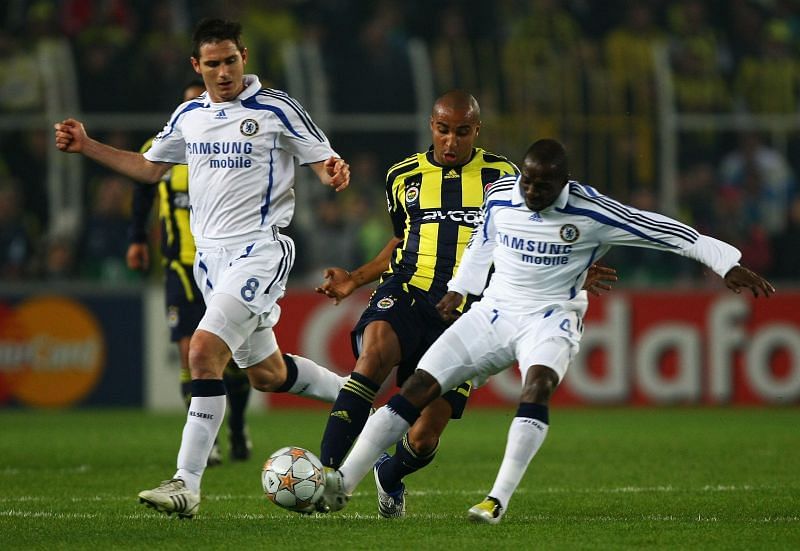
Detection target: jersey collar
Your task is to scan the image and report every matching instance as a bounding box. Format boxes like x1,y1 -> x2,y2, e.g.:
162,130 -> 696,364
425,146 -> 478,168
205,74 -> 262,107
512,177 -> 571,212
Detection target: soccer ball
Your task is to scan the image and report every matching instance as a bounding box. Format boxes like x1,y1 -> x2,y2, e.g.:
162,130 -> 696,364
262,446 -> 325,512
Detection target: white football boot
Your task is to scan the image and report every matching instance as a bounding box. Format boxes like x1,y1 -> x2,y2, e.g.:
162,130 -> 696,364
138,479 -> 200,519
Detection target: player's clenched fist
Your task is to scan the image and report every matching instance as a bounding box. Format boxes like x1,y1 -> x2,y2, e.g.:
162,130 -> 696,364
324,156 -> 350,192
53,118 -> 88,153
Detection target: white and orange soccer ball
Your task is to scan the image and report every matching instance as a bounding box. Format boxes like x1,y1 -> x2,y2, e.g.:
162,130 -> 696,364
262,446 -> 326,512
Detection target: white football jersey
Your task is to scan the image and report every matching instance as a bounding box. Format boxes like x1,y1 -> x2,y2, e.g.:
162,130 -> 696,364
449,176 -> 742,316
144,75 -> 337,246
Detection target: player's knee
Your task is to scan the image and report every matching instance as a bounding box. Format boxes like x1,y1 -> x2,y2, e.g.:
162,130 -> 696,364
400,370 -> 441,408
521,365 -> 559,403
354,347 -> 397,384
188,330 -> 229,379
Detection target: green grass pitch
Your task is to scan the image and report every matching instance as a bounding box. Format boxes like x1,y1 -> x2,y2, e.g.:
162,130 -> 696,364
1,408 -> 798,549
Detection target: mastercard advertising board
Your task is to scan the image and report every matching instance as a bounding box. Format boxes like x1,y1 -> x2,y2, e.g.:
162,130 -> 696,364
0,292 -> 143,408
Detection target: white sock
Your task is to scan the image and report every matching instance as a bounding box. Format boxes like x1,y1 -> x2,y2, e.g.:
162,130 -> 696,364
174,395 -> 226,493
287,354 -> 346,402
340,406 -> 410,494
488,417 -> 549,509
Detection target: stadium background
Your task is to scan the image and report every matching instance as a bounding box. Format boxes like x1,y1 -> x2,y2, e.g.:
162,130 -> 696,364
0,0 -> 798,410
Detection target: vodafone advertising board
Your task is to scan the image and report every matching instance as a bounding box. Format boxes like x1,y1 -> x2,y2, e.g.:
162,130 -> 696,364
271,290 -> 800,407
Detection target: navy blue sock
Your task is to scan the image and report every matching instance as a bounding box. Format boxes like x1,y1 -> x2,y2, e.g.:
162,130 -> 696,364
516,402 -> 549,424
190,378 -> 226,397
180,380 -> 192,409
275,354 -> 299,392
319,372 -> 380,468
223,362 -> 250,434
378,434 -> 437,493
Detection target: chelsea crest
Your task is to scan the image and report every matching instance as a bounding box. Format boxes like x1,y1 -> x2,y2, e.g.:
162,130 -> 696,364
240,119 -> 259,136
559,224 -> 579,242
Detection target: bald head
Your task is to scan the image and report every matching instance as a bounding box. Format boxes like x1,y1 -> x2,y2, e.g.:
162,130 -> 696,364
432,90 -> 481,123
429,90 -> 481,166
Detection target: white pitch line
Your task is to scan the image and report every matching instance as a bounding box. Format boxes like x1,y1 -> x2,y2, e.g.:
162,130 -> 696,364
0,483 -> 778,506
1,509 -> 796,523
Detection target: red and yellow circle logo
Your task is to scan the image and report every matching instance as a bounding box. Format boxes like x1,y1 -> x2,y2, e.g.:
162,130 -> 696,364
0,296 -> 105,408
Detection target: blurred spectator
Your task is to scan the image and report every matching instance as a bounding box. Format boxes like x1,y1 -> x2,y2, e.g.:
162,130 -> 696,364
429,1 -> 502,112
3,130 -> 50,231
61,0 -> 138,38
39,234 -> 78,281
500,0 -> 583,115
130,3 -> 194,111
668,0 -> 732,114
602,2 -> 665,194
303,193 -> 361,282
0,179 -> 35,280
723,0 -> 767,68
327,0 -> 414,112
719,132 -> 796,235
72,2 -> 137,111
0,31 -> 43,112
734,19 -> 800,114
78,174 -> 137,282
769,195 -> 800,280
346,152 -> 393,265
604,2 -> 665,116
677,161 -> 719,234
227,0 -> 301,88
350,192 -> 393,267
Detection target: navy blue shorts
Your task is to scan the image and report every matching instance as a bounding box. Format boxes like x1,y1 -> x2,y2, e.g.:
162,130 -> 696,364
351,277 -> 471,419
165,261 -> 205,342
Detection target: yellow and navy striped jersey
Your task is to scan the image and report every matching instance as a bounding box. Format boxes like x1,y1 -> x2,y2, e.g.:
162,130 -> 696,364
133,138 -> 195,266
384,147 -> 518,301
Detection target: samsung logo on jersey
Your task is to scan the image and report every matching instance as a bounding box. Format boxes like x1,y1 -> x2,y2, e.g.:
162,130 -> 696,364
421,209 -> 482,225
498,231 -> 573,255
186,141 -> 254,155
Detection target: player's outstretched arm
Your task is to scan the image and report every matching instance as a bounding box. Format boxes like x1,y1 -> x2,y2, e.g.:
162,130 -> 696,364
436,291 -> 464,322
315,236 -> 402,304
54,118 -> 170,183
723,265 -> 775,298
310,156 -> 350,192
583,264 -> 618,296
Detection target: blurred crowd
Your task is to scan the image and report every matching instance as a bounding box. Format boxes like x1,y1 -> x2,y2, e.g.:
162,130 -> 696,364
0,0 -> 798,286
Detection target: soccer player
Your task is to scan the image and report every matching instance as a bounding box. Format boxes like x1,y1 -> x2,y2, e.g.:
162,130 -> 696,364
315,93 -> 616,517
54,18 -> 350,518
321,138 -> 775,522
127,80 -> 253,465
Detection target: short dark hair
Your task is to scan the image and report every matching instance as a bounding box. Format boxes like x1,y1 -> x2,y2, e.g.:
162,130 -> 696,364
524,138 -> 568,177
192,18 -> 245,59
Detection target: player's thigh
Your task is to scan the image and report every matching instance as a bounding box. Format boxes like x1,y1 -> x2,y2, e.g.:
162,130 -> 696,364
351,280 -> 419,381
515,309 -> 582,383
352,321 -> 402,381
417,302 -> 516,392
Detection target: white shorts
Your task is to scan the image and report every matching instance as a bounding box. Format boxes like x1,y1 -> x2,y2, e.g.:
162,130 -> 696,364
417,300 -> 582,392
194,232 -> 294,367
